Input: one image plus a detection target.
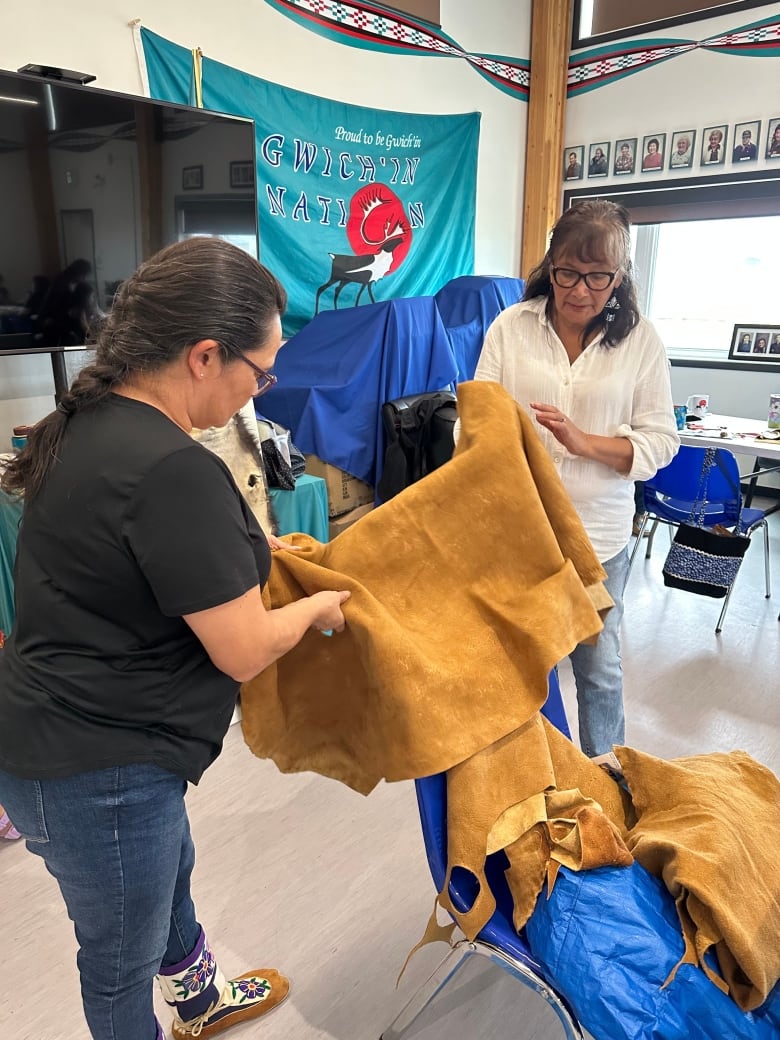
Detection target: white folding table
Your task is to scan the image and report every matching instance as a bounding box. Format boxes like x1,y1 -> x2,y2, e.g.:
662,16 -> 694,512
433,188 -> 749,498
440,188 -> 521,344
678,412 -> 780,461
678,413 -> 780,509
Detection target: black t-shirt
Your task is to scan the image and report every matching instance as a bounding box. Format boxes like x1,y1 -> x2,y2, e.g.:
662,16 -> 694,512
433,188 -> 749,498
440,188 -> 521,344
0,395 -> 270,783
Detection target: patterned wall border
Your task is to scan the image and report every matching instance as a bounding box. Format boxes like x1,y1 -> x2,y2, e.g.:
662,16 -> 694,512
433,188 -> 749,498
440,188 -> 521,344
263,0 -> 530,99
263,1 -> 780,100
568,12 -> 780,96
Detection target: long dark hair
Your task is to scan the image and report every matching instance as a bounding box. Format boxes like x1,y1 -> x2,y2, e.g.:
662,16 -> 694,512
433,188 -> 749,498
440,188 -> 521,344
523,199 -> 640,349
2,237 -> 287,500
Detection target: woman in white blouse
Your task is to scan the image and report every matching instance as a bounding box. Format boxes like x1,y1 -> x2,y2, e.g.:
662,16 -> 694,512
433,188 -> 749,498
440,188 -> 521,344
474,199 -> 679,758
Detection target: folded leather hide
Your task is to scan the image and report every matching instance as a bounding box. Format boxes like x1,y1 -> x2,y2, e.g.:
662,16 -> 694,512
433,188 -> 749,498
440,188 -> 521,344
241,380 -> 613,794
615,745 -> 780,1011
439,716 -> 634,938
241,381 -> 780,1007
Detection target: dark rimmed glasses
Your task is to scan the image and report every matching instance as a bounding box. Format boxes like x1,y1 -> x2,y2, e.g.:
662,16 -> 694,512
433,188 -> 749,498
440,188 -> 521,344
551,266 -> 617,291
235,351 -> 277,397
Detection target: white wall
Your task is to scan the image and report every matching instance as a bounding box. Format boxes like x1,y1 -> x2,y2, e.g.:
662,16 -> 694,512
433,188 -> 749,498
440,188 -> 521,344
564,2 -> 780,422
5,2 -> 777,443
565,5 -> 780,191
0,0 -> 531,446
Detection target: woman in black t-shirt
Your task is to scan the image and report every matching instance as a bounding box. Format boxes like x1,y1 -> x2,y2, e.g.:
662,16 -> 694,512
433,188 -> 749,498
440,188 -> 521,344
0,238 -> 350,1040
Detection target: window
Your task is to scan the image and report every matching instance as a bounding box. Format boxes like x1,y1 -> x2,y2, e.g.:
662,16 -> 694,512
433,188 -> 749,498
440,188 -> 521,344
382,1 -> 440,26
573,0 -> 768,48
563,168 -> 780,364
632,216 -> 780,360
175,196 -> 258,258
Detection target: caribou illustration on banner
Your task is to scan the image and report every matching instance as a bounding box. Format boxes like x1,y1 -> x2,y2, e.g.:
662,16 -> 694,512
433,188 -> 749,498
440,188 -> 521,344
314,184 -> 411,314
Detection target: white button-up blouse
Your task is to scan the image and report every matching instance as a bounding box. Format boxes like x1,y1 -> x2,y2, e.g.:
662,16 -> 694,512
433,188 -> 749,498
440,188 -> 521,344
473,296 -> 680,562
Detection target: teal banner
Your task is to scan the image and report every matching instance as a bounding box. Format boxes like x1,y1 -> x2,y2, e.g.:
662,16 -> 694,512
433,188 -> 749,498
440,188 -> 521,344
141,29 -> 480,335
139,28 -> 198,107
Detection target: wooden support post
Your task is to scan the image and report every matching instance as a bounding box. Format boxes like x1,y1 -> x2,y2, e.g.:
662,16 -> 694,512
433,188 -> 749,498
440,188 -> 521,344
521,0 -> 573,278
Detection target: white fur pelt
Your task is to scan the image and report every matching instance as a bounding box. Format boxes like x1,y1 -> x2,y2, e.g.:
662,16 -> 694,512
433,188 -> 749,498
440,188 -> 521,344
191,400 -> 276,535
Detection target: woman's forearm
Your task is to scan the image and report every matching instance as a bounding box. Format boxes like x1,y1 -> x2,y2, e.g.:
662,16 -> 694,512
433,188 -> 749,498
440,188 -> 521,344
580,433 -> 634,475
184,586 -> 349,683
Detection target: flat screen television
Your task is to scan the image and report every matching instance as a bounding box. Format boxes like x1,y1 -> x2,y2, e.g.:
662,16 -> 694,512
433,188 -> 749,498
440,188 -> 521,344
0,67 -> 258,390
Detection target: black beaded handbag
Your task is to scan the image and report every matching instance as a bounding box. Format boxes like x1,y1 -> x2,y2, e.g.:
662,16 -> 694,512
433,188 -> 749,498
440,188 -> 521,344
662,448 -> 751,599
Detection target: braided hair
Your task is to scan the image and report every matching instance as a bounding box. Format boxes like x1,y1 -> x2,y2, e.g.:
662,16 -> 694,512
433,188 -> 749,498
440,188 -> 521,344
2,237 -> 286,500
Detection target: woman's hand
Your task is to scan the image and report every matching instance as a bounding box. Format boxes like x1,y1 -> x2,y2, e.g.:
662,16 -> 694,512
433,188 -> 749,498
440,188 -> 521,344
530,401 -> 634,474
185,587 -> 352,681
530,401 -> 589,456
308,590 -> 351,633
267,534 -> 300,551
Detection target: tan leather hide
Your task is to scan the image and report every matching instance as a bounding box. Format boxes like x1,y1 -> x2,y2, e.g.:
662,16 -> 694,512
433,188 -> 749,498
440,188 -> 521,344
241,380 -> 633,936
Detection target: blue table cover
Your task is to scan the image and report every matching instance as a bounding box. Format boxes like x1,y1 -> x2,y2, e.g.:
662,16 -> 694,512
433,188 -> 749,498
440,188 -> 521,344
258,295 -> 458,488
269,474 -> 329,543
434,275 -> 525,382
258,278 -> 523,488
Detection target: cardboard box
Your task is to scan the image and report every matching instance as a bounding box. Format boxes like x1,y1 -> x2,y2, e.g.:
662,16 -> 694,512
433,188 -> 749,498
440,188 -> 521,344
304,455 -> 374,518
328,502 -> 374,541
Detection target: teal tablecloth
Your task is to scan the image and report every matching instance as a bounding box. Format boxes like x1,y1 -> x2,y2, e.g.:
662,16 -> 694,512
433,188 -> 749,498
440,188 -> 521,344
269,474 -> 329,542
0,489 -> 23,637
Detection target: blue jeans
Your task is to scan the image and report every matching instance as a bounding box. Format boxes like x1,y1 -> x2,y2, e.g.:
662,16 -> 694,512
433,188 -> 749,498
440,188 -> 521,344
0,763 -> 201,1040
568,546 -> 630,758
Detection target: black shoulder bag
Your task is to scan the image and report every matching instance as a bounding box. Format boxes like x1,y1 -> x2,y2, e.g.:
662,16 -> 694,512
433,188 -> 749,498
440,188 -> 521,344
662,447 -> 751,599
376,391 -> 457,503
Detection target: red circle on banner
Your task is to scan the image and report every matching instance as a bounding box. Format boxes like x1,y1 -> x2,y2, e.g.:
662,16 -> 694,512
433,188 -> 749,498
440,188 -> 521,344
346,185 -> 412,274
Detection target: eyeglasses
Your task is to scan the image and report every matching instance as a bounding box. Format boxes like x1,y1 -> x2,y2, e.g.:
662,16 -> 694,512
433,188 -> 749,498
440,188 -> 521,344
235,351 -> 277,397
551,266 -> 617,292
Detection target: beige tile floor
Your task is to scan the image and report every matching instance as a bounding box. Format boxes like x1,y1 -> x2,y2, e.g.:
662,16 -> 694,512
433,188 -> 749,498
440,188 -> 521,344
0,506 -> 778,1040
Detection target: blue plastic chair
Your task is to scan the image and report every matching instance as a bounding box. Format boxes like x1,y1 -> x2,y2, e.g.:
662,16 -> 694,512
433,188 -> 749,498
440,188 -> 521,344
380,672 -> 583,1040
629,446 -> 771,633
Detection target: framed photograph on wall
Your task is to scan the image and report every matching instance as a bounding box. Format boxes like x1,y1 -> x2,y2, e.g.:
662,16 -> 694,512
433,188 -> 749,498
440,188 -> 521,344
182,165 -> 203,191
230,160 -> 255,189
766,117 -> 780,159
613,138 -> 637,175
641,133 -> 666,172
728,324 -> 780,361
563,145 -> 584,182
732,121 -> 760,163
669,129 -> 696,170
587,142 -> 610,178
701,125 -> 727,165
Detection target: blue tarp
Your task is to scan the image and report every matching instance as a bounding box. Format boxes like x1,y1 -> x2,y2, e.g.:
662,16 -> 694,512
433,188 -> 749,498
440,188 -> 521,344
526,862 -> 780,1040
434,275 -> 524,383
257,275 -> 522,486
257,294 -> 458,487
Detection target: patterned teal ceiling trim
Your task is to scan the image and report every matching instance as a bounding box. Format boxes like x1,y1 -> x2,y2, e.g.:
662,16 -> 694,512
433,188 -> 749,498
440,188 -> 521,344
261,1 -> 780,100
703,10 -> 780,55
263,0 -> 530,100
568,13 -> 780,96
